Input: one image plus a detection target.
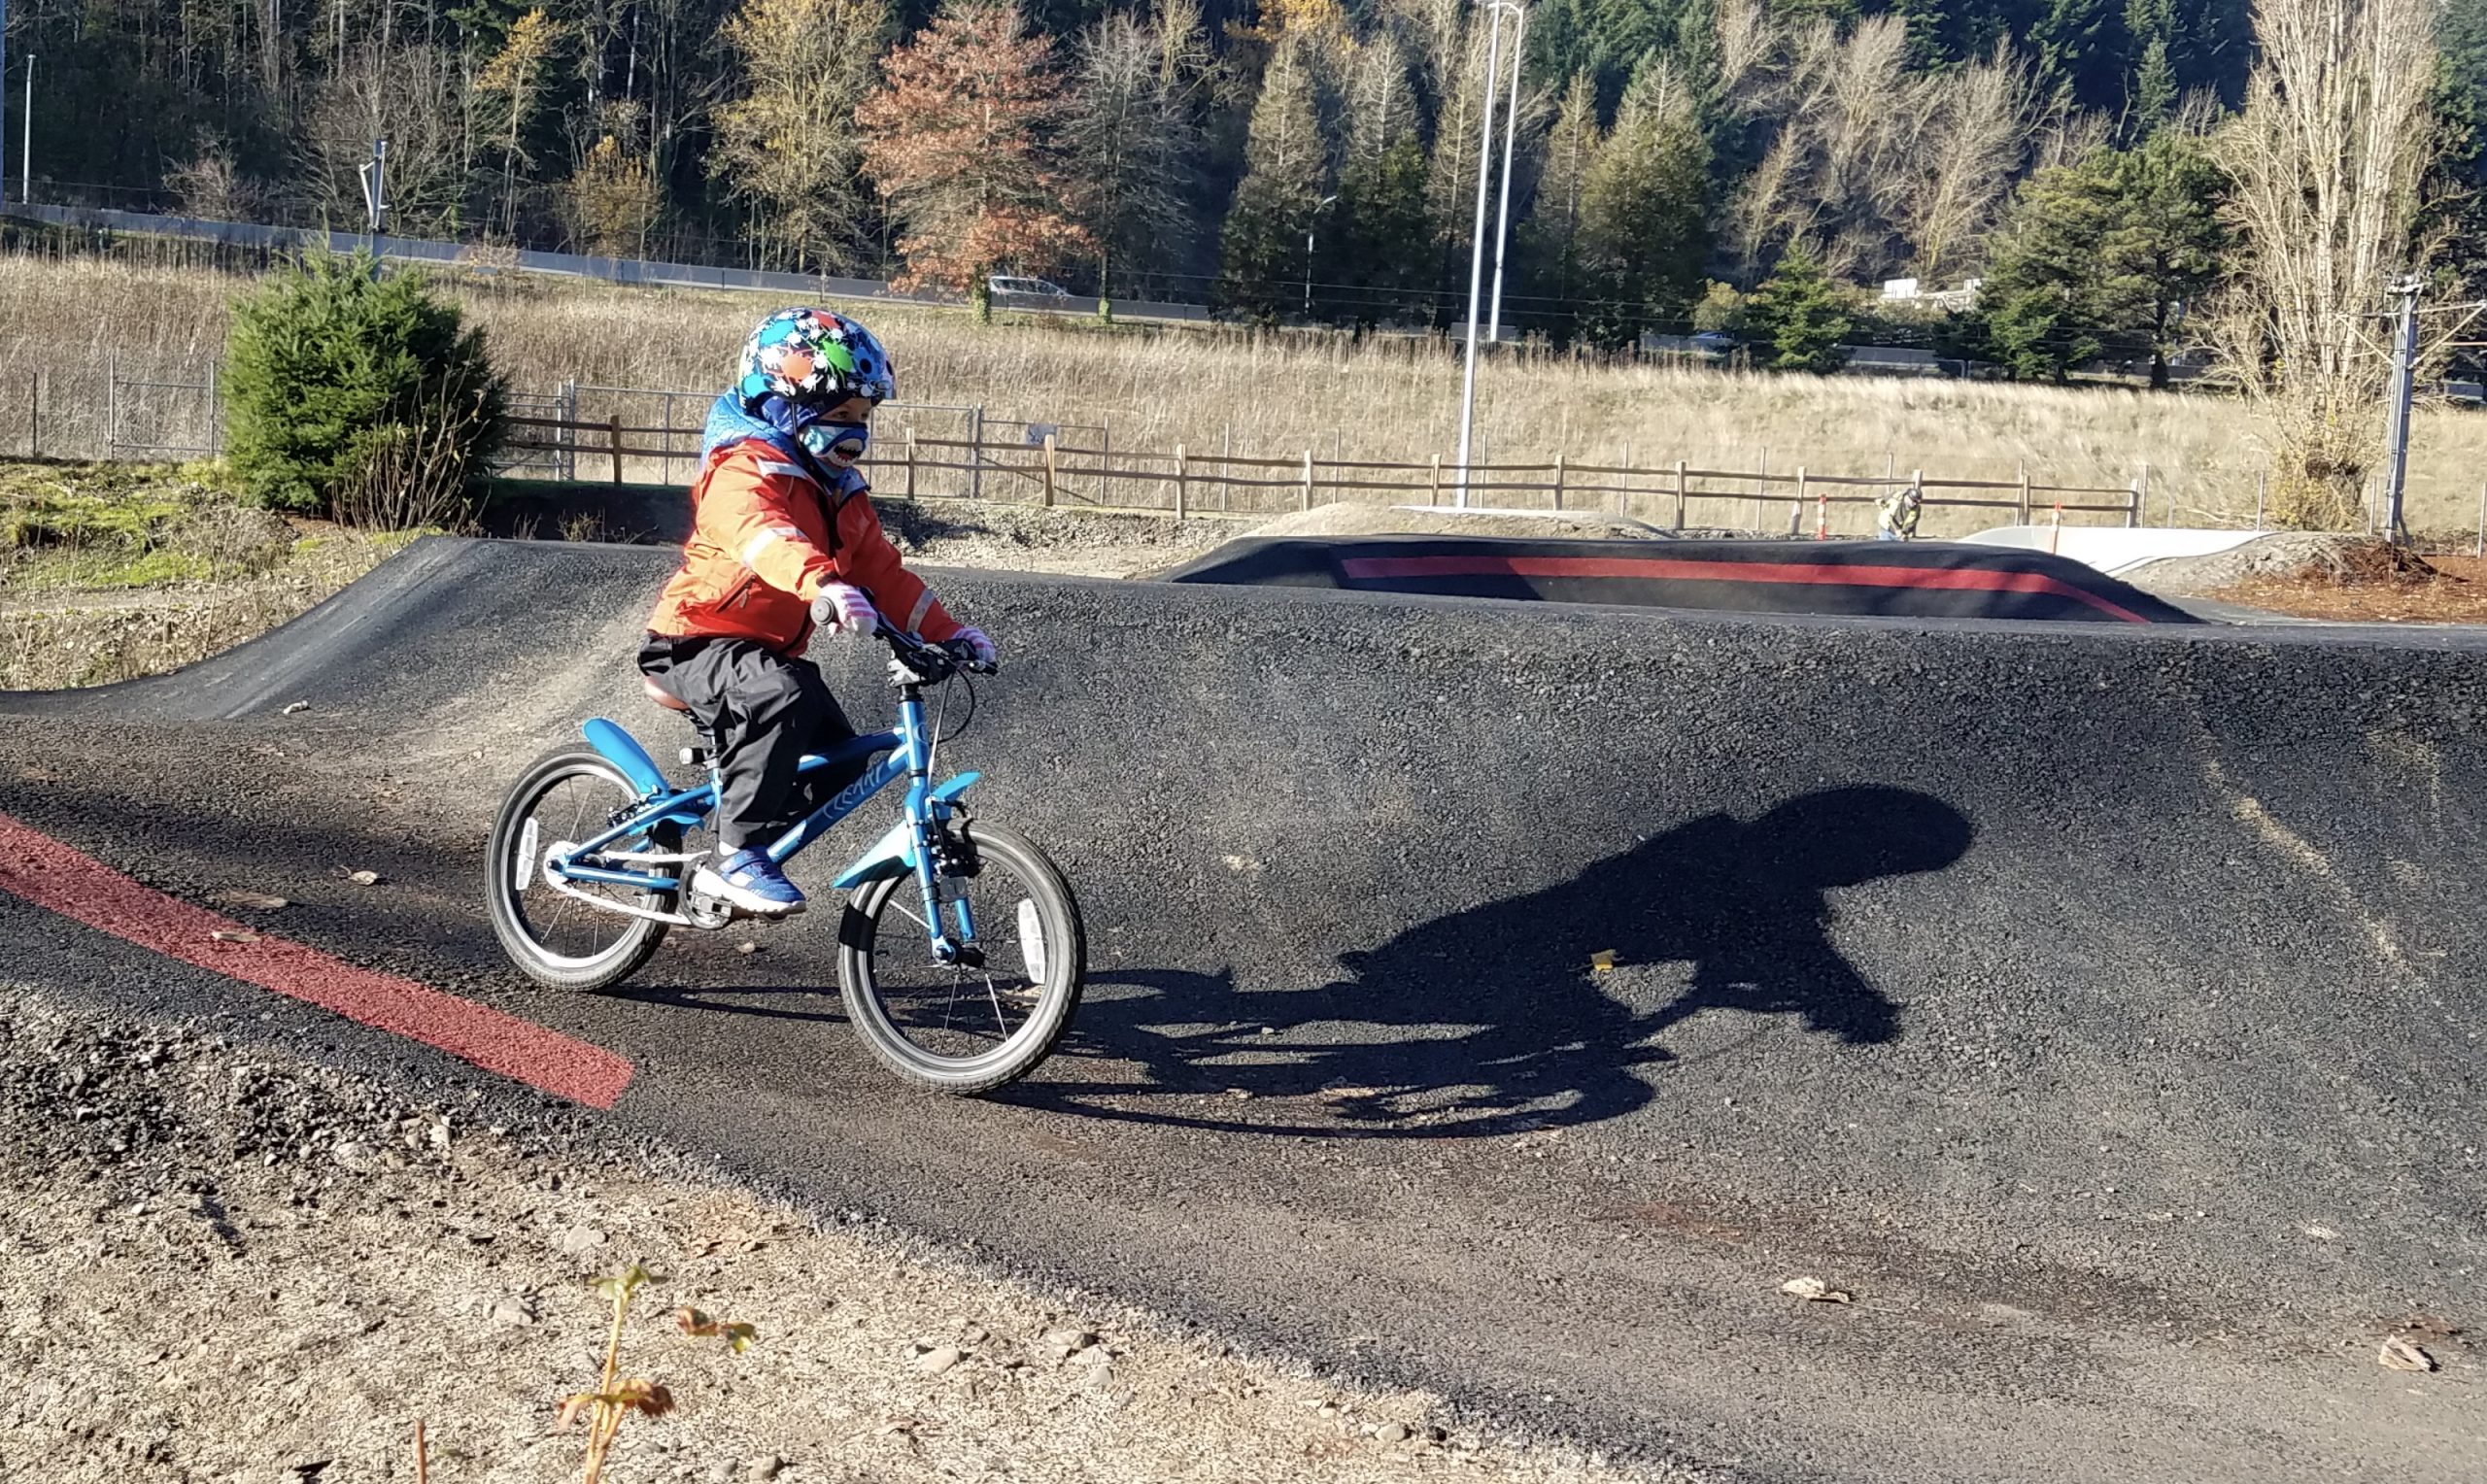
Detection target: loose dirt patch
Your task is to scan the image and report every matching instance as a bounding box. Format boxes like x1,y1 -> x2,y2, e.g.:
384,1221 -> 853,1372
2207,544 -> 2487,624
0,987 -> 1670,1483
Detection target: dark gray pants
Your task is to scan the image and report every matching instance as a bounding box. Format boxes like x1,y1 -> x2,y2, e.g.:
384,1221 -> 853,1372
638,634 -> 868,852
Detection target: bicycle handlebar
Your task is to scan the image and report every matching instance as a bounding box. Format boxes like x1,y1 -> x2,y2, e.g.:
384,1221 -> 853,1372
873,617 -> 997,683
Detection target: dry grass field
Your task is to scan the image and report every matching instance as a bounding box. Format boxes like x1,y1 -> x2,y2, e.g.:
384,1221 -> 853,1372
7,253 -> 2486,539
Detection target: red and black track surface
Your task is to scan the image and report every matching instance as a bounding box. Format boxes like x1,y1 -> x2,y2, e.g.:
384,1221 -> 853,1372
4,539 -> 2481,1483
1162,533 -> 2200,624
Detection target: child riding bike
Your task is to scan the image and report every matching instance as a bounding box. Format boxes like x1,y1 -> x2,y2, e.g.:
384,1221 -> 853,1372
638,307 -> 995,919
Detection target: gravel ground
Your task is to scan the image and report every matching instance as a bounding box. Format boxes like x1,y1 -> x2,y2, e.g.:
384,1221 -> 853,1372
0,984 -> 1669,1484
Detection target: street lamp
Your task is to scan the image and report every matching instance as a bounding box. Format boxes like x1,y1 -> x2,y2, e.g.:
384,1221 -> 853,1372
1453,1 -> 1524,507
1304,193 -> 1339,319
1486,8 -> 1526,343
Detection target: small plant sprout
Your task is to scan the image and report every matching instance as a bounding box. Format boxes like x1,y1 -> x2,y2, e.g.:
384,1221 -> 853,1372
554,1265 -> 759,1481
677,1306 -> 759,1353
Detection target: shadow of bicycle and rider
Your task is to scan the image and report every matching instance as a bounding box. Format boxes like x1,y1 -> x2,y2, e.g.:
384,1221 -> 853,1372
1023,785 -> 1975,1139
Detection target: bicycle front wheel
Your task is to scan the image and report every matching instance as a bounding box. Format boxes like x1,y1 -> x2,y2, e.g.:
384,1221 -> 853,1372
836,820 -> 1085,1094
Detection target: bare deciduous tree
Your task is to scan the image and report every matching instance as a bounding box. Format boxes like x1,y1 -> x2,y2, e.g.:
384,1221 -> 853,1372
167,139 -> 269,223
1727,17 -> 2038,284
2211,0 -> 2442,528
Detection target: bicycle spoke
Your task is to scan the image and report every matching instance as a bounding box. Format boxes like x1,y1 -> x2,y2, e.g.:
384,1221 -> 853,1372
511,769 -> 656,965
864,856 -> 1054,1063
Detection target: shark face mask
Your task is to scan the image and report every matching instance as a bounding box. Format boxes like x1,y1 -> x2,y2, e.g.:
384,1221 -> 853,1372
800,422 -> 870,470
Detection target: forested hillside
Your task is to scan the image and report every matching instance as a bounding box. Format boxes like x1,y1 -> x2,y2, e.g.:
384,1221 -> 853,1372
6,0 -> 2480,347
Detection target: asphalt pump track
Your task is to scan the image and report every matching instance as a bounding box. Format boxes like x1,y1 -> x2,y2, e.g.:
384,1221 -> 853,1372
2,537 -> 2481,1482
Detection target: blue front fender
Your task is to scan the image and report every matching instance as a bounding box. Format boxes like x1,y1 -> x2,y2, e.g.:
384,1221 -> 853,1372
829,772 -> 980,889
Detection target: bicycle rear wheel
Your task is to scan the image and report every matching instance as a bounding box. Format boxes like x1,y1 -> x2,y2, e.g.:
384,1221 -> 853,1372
486,748 -> 678,992
836,820 -> 1084,1094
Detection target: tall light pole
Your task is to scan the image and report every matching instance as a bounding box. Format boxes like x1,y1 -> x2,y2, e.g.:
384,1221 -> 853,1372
1,0 -> 13,212
1486,8 -> 1527,343
1454,0 -> 1521,507
18,52 -> 29,206
1304,193 -> 1338,319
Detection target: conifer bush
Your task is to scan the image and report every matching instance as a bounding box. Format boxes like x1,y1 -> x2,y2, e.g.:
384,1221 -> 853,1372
222,253 -> 509,523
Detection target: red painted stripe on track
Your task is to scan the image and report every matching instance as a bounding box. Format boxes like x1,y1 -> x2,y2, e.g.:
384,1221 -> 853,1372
1336,554 -> 2153,624
0,812 -> 633,1108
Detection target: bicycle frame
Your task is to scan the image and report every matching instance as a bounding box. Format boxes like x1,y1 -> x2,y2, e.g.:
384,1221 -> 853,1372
545,682 -> 984,960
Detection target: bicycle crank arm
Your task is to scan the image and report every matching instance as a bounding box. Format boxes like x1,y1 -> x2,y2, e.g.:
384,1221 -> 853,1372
542,876 -> 698,928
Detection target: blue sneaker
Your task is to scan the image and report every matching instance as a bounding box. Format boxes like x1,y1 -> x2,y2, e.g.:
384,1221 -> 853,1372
693,848 -> 807,917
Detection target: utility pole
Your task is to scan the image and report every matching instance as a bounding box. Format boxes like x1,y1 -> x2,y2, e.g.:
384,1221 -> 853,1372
358,136 -> 390,239
2382,275 -> 2422,545
1485,6 -> 1527,343
1303,193 -> 1337,320
1454,1 -> 1521,507
18,52 -> 28,206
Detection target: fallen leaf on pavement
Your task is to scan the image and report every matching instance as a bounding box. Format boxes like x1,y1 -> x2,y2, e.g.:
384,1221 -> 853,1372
209,929 -> 261,944
2380,1336 -> 2437,1372
346,870 -> 383,887
209,890 -> 290,911
1781,1277 -> 1854,1303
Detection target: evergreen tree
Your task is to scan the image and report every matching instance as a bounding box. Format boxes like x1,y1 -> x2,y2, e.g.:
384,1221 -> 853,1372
1325,38 -> 1432,326
1891,0 -> 1962,68
1746,243 -> 1854,373
2100,131 -> 2227,387
2030,0 -> 2129,112
1977,151 -> 2123,380
2427,0 -> 2487,293
2124,0 -> 2178,136
1978,137 -> 2224,384
1519,71 -> 1604,343
1576,60 -> 1710,346
1217,39 -> 1329,325
223,253 -> 509,519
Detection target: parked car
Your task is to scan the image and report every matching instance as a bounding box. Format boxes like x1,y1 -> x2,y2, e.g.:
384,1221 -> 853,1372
1688,330 -> 1737,356
987,275 -> 1073,301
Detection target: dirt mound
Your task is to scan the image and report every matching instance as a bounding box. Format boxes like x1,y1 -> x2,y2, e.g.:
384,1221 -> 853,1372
1247,502 -> 1673,542
2119,532 -> 2365,594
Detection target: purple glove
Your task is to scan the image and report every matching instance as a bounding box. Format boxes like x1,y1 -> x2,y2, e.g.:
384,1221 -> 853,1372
950,626 -> 998,666
808,582 -> 879,637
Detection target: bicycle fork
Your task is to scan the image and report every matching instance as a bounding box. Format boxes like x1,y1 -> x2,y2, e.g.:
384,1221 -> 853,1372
897,689 -> 981,968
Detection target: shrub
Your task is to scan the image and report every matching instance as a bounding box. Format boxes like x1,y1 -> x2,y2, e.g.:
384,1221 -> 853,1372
223,253 -> 509,521
1746,245 -> 1855,375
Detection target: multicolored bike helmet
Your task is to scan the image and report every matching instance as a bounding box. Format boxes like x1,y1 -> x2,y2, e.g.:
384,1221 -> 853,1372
735,308 -> 897,411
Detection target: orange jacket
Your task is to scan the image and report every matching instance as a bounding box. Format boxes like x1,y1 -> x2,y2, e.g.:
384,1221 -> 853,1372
646,439 -> 959,653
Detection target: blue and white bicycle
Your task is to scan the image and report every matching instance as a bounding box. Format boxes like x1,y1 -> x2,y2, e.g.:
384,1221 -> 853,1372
485,623 -> 1084,1094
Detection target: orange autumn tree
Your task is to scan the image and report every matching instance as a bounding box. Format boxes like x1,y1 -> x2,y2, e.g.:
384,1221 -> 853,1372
859,0 -> 1091,320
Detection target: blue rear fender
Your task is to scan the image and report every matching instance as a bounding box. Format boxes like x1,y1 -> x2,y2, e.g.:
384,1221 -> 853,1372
581,718 -> 667,794
830,771 -> 980,890
579,718 -> 711,827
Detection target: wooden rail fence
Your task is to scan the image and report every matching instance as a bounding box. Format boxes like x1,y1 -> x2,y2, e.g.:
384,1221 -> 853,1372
504,416 -> 2144,532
